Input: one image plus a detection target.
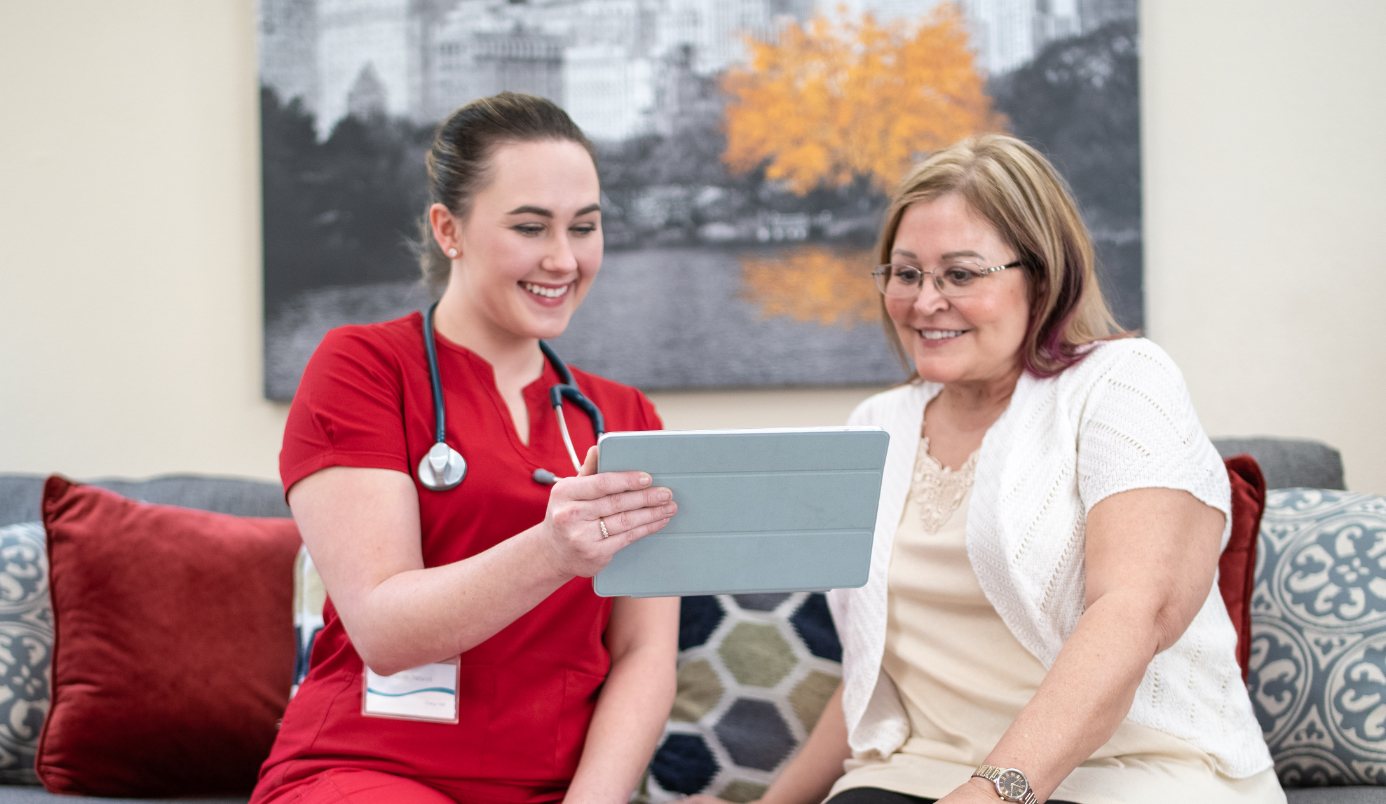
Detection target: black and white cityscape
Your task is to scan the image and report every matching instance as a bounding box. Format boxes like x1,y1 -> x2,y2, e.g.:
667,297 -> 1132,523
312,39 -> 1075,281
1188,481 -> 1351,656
259,0 -> 1141,399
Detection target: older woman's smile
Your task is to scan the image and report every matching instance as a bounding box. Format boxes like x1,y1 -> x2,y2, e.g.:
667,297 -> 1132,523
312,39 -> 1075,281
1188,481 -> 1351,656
918,328 -> 969,341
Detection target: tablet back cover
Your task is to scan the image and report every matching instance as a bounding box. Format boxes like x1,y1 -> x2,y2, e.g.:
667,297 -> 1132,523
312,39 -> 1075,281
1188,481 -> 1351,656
594,427 -> 887,597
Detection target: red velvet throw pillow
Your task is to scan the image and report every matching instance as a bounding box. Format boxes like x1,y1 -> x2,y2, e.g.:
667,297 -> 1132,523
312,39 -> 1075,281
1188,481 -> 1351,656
37,476 -> 300,796
1219,455 -> 1266,682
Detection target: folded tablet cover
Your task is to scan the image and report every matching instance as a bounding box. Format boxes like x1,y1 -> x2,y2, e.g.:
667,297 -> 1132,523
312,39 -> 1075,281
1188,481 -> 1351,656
594,427 -> 888,597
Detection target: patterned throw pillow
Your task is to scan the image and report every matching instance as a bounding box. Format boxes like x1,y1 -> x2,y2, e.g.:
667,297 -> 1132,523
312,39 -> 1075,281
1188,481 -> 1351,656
641,592 -> 842,802
292,546 -> 326,693
1247,489 -> 1386,786
0,521 -> 52,784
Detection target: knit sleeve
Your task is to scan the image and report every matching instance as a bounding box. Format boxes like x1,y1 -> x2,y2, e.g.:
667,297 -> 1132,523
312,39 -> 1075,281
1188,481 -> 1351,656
827,397 -> 878,630
1075,340 -> 1230,535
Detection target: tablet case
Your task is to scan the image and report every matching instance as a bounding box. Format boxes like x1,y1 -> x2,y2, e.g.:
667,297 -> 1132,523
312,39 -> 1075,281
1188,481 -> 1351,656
594,427 -> 888,597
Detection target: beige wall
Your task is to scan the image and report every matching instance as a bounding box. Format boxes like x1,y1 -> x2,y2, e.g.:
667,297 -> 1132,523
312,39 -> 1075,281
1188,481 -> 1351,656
2,1 -> 1384,492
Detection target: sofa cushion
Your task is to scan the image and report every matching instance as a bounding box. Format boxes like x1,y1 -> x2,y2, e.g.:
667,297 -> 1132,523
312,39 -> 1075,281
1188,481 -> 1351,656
0,473 -> 289,529
641,592 -> 842,801
291,545 -> 326,693
1284,787 -> 1386,803
1248,489 -> 1386,787
1222,455 -> 1268,681
0,522 -> 52,784
1211,438 -> 1346,492
36,476 -> 300,796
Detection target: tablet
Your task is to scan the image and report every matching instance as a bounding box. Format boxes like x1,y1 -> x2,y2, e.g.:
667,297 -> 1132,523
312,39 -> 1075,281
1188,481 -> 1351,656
594,427 -> 888,597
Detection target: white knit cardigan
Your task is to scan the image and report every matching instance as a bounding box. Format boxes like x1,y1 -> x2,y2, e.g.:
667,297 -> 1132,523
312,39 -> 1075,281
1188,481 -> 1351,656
826,338 -> 1272,777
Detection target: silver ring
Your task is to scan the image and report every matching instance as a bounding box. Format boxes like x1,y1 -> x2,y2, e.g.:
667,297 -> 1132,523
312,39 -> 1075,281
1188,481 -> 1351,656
598,518 -> 611,540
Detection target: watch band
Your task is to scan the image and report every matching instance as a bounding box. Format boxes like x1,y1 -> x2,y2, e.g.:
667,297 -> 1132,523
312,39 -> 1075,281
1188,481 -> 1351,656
972,763 -> 1039,804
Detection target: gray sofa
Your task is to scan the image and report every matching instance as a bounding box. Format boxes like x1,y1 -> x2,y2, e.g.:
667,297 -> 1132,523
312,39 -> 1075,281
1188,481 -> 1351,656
0,435 -> 1381,803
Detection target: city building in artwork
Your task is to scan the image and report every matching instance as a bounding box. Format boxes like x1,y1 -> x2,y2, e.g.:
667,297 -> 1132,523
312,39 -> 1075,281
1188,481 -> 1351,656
258,0 -> 319,112
259,0 -> 1136,141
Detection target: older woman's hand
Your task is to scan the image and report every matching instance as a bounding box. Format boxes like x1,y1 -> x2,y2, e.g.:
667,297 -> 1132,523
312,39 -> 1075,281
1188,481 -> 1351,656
539,446 -> 677,578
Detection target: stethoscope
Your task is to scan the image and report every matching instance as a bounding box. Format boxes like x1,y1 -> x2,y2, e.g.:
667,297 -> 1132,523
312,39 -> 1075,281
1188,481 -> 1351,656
416,302 -> 606,491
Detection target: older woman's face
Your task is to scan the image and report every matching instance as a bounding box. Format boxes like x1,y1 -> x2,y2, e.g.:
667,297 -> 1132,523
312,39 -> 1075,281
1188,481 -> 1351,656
886,193 -> 1030,389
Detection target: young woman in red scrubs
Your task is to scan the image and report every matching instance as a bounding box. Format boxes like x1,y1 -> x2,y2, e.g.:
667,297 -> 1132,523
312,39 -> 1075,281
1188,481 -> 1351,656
252,93 -> 680,803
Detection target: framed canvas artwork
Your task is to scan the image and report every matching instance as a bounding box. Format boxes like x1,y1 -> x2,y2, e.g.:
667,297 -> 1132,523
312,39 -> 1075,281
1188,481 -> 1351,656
259,0 -> 1142,399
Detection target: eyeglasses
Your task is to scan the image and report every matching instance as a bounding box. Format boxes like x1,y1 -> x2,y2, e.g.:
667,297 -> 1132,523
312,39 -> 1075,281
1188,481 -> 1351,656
871,259 -> 1023,299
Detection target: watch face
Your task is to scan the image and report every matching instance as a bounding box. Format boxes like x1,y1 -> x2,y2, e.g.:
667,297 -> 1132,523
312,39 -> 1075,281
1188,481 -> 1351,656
997,769 -> 1029,798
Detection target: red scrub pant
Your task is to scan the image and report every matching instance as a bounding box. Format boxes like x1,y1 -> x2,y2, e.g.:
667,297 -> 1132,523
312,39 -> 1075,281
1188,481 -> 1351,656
253,768 -> 566,803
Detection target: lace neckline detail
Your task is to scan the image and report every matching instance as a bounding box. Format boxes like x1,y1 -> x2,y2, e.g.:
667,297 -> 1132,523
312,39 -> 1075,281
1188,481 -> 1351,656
910,436 -> 979,532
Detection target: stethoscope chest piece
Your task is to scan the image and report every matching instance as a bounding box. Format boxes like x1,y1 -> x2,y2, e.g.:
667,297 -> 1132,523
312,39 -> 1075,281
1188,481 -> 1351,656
418,441 -> 466,491
416,302 -> 602,491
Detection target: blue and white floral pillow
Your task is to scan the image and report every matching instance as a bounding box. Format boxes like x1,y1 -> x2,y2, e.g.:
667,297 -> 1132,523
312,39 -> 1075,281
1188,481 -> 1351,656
0,522 -> 53,784
1247,489 -> 1386,786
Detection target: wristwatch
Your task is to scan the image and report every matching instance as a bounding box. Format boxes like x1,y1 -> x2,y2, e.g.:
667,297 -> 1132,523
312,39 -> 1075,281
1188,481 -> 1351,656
971,764 -> 1039,804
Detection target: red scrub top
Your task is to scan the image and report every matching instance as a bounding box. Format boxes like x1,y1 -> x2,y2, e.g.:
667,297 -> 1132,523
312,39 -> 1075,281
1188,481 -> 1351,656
254,312 -> 662,802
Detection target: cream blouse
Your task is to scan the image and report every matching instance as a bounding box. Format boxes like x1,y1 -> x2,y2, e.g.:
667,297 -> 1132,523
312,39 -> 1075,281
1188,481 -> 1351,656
830,439 -> 1284,804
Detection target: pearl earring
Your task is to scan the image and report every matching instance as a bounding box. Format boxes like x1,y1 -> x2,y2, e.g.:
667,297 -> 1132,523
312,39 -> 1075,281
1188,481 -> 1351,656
447,247 -> 458,258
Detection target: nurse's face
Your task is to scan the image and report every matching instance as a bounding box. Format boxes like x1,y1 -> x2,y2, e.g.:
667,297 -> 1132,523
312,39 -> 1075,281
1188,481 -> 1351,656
448,139 -> 603,344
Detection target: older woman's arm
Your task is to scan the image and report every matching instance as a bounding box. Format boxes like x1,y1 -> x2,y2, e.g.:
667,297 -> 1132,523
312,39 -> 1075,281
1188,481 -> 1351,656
938,486 -> 1224,803
564,595 -> 680,803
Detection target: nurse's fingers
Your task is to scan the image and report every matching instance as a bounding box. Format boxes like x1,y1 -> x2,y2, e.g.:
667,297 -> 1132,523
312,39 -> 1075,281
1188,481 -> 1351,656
603,505 -> 677,547
588,486 -> 675,520
539,486 -> 674,577
578,446 -> 599,477
547,485 -> 671,534
598,499 -> 678,539
555,468 -> 653,502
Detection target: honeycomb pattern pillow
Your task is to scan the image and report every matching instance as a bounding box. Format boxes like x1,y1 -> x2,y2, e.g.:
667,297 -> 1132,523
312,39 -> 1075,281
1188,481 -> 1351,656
641,592 -> 842,802
0,521 -> 51,784
1247,489 -> 1386,786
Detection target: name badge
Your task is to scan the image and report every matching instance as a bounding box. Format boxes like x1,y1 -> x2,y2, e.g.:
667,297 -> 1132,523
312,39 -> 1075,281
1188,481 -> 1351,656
362,658 -> 460,723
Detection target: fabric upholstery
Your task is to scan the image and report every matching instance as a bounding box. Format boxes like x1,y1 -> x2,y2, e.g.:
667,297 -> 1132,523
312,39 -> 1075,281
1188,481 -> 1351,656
641,593 -> 842,802
1284,788 -> 1386,803
0,474 -> 289,528
1248,489 -> 1386,787
0,523 -> 51,784
1223,455 -> 1268,680
291,546 -> 325,693
1213,438 -> 1347,492
36,477 -> 299,796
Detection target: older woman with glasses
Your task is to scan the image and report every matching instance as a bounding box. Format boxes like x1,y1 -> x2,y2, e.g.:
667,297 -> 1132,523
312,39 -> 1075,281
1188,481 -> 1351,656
688,134 -> 1283,804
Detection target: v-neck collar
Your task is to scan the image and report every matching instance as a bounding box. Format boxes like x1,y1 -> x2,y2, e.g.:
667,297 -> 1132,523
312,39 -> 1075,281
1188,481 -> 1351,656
429,326 -> 561,460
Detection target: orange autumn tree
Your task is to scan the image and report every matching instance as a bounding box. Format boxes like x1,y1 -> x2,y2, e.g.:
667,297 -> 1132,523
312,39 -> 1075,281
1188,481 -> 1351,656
740,246 -> 880,327
722,4 -> 1003,194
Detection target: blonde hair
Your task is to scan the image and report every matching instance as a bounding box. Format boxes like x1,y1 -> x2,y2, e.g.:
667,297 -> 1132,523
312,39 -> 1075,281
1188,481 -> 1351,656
876,133 -> 1125,376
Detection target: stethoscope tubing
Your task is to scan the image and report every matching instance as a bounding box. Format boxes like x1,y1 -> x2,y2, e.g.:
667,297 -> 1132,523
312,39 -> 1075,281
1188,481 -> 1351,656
424,302 -> 449,446
420,302 -> 604,490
